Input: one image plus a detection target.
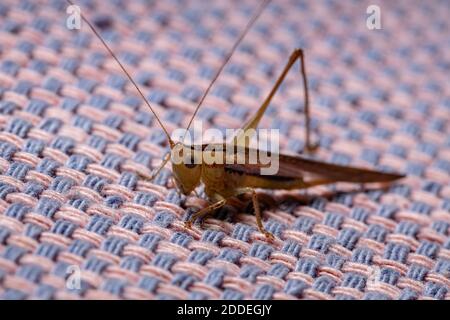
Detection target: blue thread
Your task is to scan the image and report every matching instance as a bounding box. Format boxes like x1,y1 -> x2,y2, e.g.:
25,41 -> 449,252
0,227 -> 10,243
2,289 -> 26,300
253,284 -> 274,300
268,263 -> 289,278
411,201 -> 432,215
416,240 -> 438,258
337,229 -> 360,250
363,292 -> 390,300
105,194 -> 123,208
134,192 -> 158,206
326,253 -> 345,269
350,207 -> 368,222
25,99 -> 49,116
424,282 -> 447,300
407,264 -> 428,281
50,176 -> 74,193
7,118 -> 32,138
0,182 -> 16,199
14,80 -> 33,95
36,197 -> 61,218
294,216 -> 316,234
66,154 -> 91,172
24,139 -> 45,155
36,243 -> 61,260
324,212 -> 344,228
5,203 -> 30,220
88,135 -> 108,152
296,258 -> 319,277
50,136 -> 75,154
0,60 -> 20,75
364,224 -> 387,242
165,189 -> 181,205
200,230 -> 223,244
2,245 -> 26,261
120,256 -> 143,272
119,133 -> 141,151
239,265 -> 262,283
154,169 -> 171,186
6,162 -> 30,180
152,253 -> 176,270
104,115 -> 123,128
139,233 -> 161,251
395,221 -> 419,236
308,234 -> 332,253
384,243 -> 409,263
101,153 -> 123,170
379,268 -> 400,285
281,240 -> 301,257
249,243 -> 273,260
204,268 -> 225,287
217,248 -> 241,263
377,204 -> 398,218
431,220 -> 449,235
310,197 -> 327,211
102,279 -> 125,296
68,239 -> 93,257
434,259 -> 450,275
351,247 -> 374,264
119,172 -> 137,189
342,273 -> 366,291
119,214 -> 143,233
231,223 -> 253,241
39,118 -> 62,134
43,77 -> 62,93
86,215 -> 113,235
313,276 -> 335,294
83,175 -> 107,192
399,288 -> 418,300
84,257 -> 109,273
73,115 -> 93,132
135,111 -> 152,125
25,224 -> 42,239
138,276 -> 159,293
221,289 -> 244,300
0,141 -> 16,160
0,101 -> 17,114
16,265 -> 42,282
69,197 -> 89,211
153,211 -> 174,227
172,273 -> 196,289
35,285 -> 54,299
102,237 -> 127,255
188,250 -> 213,265
284,279 -> 307,297
51,219 -> 76,237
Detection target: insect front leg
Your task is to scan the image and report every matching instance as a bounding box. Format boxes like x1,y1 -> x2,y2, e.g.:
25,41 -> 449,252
185,198 -> 226,229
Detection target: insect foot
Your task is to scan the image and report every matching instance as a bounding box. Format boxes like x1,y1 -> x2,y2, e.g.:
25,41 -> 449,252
262,230 -> 275,241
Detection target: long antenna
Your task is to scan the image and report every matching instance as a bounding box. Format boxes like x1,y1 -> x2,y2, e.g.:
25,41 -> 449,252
65,0 -> 174,147
184,0 -> 271,133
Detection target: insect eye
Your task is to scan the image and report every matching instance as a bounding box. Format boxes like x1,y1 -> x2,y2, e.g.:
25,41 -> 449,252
185,163 -> 196,169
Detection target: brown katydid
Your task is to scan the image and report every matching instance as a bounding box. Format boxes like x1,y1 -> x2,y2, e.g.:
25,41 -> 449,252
68,0 -> 405,239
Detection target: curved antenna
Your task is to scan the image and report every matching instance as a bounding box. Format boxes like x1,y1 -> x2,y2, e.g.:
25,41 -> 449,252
184,0 -> 271,135
65,0 -> 174,147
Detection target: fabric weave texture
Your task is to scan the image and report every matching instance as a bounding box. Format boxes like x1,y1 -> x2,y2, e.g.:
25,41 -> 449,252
0,0 -> 449,300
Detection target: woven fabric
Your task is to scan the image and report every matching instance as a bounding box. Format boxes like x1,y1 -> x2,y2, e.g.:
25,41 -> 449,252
0,0 -> 449,300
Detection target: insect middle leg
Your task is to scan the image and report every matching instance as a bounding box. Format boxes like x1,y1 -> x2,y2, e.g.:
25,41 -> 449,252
251,189 -> 274,240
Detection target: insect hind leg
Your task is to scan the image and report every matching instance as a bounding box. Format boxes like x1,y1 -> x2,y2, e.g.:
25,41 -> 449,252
234,48 -> 319,153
